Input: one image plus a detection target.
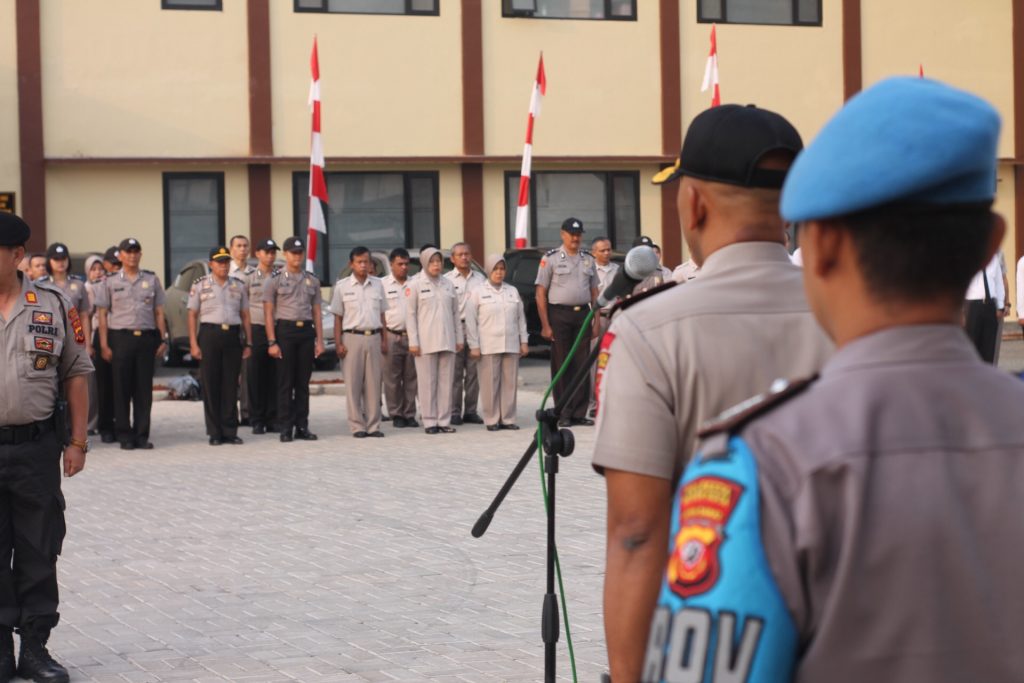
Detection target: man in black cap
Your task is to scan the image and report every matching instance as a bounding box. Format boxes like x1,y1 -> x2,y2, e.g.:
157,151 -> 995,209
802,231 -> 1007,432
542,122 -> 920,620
243,239 -> 280,434
0,212 -> 92,683
101,247 -> 121,276
534,217 -> 599,426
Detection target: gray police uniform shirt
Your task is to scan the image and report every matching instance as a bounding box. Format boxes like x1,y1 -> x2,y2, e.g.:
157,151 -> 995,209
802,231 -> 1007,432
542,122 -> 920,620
595,261 -> 619,306
592,242 -> 833,484
93,269 -> 166,330
465,282 -> 528,355
244,266 -> 276,326
444,269 -> 486,322
715,325 -> 1024,682
39,275 -> 91,316
381,275 -> 410,331
534,248 -> 599,305
0,275 -> 93,424
406,275 -> 462,354
328,275 -> 388,330
186,275 -> 248,325
261,270 -> 320,322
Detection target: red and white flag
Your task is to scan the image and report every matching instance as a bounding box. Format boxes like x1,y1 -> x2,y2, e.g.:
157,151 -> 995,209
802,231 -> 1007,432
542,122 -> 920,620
919,63 -> 925,78
306,36 -> 329,273
513,54 -> 546,249
701,25 -> 721,107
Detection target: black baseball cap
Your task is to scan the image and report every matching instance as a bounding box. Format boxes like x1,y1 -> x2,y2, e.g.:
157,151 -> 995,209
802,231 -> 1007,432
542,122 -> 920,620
282,236 -> 305,253
118,237 -> 142,252
632,235 -> 654,248
0,213 -> 30,247
209,246 -> 231,262
255,238 -> 279,252
652,104 -> 803,188
561,217 -> 585,234
103,246 -> 121,264
46,242 -> 70,260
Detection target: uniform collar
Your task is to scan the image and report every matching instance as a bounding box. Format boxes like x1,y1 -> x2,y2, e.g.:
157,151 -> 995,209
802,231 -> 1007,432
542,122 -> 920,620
348,273 -> 372,287
822,324 -> 979,378
698,241 -> 792,277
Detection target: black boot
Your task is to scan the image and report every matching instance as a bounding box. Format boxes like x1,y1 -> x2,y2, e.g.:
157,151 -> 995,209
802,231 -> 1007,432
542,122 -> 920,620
16,631 -> 68,683
0,628 -> 14,683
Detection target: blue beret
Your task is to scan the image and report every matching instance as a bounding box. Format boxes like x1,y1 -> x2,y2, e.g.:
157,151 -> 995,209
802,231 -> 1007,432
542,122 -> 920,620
781,77 -> 1000,222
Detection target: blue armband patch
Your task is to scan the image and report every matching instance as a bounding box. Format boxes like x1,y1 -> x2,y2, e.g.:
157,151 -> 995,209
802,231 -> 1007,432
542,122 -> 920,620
641,436 -> 797,682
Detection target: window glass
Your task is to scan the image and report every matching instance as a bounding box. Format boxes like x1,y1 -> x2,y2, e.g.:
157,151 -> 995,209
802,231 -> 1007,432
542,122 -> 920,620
611,174 -> 639,250
797,0 -> 820,23
504,0 -> 636,20
296,0 -> 438,14
164,174 -> 223,285
162,0 -> 221,9
698,0 -> 820,25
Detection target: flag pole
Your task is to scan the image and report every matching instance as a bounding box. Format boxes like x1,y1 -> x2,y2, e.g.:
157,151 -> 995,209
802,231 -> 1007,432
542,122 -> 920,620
513,53 -> 546,249
701,24 -> 721,107
307,36 -> 329,274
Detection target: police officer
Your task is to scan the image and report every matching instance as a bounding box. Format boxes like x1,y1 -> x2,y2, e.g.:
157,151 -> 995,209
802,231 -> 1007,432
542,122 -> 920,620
86,255 -> 116,443
592,104 -> 833,681
630,236 -> 669,294
642,78 -> 1024,683
534,217 -> 599,427
95,238 -> 168,451
589,236 -> 618,418
101,246 -> 120,276
228,235 -> 251,425
262,236 -> 324,442
445,242 -> 485,425
39,243 -> 92,363
381,248 -> 418,429
465,255 -> 528,431
187,247 -> 253,446
244,239 -> 279,434
406,248 -> 462,434
0,212 -> 92,683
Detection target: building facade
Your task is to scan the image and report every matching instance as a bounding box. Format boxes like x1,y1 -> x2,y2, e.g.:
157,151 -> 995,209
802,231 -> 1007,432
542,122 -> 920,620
2,0 -> 1022,310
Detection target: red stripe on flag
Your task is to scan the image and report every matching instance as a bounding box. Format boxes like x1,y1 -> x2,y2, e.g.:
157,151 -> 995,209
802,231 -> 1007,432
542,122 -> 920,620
517,176 -> 530,207
312,100 -> 321,132
537,54 -> 547,95
307,228 -> 318,266
311,167 -> 328,202
310,37 -> 320,81
515,238 -> 527,249
712,84 -> 721,108
709,24 -> 717,55
525,115 -> 535,144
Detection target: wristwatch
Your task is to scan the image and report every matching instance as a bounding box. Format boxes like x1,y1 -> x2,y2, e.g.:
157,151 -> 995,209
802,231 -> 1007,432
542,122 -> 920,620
268,340 -> 278,346
69,437 -> 90,453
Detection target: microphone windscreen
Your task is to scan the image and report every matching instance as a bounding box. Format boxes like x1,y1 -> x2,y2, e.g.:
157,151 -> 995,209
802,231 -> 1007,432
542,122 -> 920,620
623,245 -> 660,280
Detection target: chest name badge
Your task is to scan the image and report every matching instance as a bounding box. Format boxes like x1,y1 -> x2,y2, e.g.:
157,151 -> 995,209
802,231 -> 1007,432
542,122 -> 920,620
32,311 -> 53,325
34,336 -> 54,352
141,281 -> 150,289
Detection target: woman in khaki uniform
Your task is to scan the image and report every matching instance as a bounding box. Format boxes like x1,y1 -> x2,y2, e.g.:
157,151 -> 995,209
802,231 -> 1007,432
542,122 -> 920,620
465,255 -> 528,431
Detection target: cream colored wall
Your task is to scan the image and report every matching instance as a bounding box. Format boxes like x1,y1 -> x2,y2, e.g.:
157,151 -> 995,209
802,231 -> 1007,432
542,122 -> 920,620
680,0 -> 845,148
862,0 -> 1014,158
41,0 -> 249,158
0,0 -> 20,201
482,5 -> 662,157
270,6 -> 463,158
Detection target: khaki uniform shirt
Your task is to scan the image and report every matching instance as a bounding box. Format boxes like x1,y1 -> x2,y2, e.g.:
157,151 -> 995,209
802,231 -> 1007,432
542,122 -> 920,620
0,274 -> 94,424
381,275 -> 410,331
595,261 -> 620,309
243,266 -> 276,326
465,282 -> 528,355
94,269 -> 166,330
592,242 -> 833,484
328,275 -> 388,330
39,275 -> 91,316
262,270 -> 320,322
444,268 -> 486,321
186,274 -> 248,325
406,275 -> 462,354
534,248 -> 598,305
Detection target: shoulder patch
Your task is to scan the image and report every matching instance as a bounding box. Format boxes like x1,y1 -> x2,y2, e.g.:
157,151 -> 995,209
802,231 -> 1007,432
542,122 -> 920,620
141,269 -> 155,275
70,274 -> 85,282
697,375 -> 818,444
608,281 -> 677,314
192,276 -> 206,286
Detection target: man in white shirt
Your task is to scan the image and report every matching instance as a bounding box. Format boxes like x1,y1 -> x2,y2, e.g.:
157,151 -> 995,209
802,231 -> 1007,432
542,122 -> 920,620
964,252 -> 1005,363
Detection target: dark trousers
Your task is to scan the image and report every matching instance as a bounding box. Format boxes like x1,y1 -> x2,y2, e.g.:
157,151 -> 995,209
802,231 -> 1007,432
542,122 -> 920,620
963,299 -> 998,364
199,324 -> 243,439
549,305 -> 592,420
247,326 -> 276,428
92,331 -> 115,438
275,321 -> 315,432
109,329 -> 159,445
0,431 -> 64,635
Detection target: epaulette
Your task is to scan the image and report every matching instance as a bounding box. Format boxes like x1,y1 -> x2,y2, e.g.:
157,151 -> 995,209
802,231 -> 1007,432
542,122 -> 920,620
608,280 -> 677,315
229,273 -> 246,283
33,280 -> 70,303
192,275 -> 207,286
69,273 -> 85,282
141,269 -> 155,276
544,248 -> 559,256
695,375 -> 818,459
35,275 -> 52,283
243,264 -> 256,274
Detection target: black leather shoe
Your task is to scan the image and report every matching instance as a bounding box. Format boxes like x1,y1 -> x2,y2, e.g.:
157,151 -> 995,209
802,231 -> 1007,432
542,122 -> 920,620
439,426 -> 457,434
100,432 -> 116,444
381,415 -> 392,421
392,417 -> 407,428
208,438 -> 222,446
252,423 -> 266,435
353,431 -> 368,439
17,635 -> 69,683
267,425 -> 280,433
225,436 -> 243,445
500,423 -> 521,431
294,428 -> 318,441
405,418 -> 419,428
425,427 -> 439,435
239,417 -> 251,427
557,419 -> 572,428
368,431 -> 385,438
119,441 -> 135,451
463,414 -> 484,425
136,441 -> 155,449
280,432 -> 293,443
450,414 -> 463,426
0,629 -> 14,683
486,425 -> 501,432
570,418 -> 595,427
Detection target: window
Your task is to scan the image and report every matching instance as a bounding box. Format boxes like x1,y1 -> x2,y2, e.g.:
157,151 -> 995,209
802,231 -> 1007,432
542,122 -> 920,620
295,0 -> 438,16
698,0 -> 821,26
505,171 -> 639,250
163,173 -> 225,285
161,0 -> 222,10
503,0 -> 635,20
292,171 -> 439,282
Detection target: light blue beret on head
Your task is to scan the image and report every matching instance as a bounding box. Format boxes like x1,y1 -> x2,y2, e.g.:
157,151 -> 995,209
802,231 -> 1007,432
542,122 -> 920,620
781,77 -> 1000,222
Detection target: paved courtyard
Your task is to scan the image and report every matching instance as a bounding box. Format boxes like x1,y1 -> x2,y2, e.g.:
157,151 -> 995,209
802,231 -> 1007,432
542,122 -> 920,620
53,360 -> 608,682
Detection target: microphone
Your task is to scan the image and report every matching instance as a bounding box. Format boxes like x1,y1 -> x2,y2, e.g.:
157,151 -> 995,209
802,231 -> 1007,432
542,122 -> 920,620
597,245 -> 660,307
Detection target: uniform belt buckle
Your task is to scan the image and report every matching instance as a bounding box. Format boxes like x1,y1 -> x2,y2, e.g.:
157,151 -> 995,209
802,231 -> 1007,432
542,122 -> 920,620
573,306 -> 582,312
296,321 -> 305,328
364,330 -> 372,336
221,324 -> 230,331
133,330 -> 142,337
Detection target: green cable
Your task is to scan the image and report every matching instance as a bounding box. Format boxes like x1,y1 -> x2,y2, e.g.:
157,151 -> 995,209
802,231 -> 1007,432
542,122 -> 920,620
534,306 -> 597,683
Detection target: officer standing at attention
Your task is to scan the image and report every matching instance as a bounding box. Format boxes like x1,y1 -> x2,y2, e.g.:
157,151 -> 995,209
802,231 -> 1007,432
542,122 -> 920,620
535,217 -> 599,427
244,239 -> 279,434
95,238 -> 168,451
329,246 -> 389,438
0,213 -> 92,683
407,248 -> 462,434
101,247 -> 120,276
592,104 -> 833,682
39,243 -> 92,362
228,235 -> 251,426
642,78 -> 1024,683
89,253 -> 117,443
445,242 -> 485,425
381,248 -> 418,429
262,236 -> 324,443
588,236 -> 618,419
187,247 -> 253,446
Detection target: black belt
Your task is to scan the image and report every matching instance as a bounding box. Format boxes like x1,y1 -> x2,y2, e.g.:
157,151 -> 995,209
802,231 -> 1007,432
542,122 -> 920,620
200,323 -> 240,331
343,328 -> 381,336
386,328 -> 407,336
549,303 -> 591,312
111,328 -> 158,337
0,417 -> 54,445
277,320 -> 313,328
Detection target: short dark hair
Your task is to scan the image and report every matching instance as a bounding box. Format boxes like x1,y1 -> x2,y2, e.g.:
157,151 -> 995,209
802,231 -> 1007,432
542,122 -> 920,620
590,236 -> 611,248
349,246 -> 370,262
389,247 -> 410,262
229,235 -> 249,248
832,205 -> 995,304
29,252 -> 46,263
